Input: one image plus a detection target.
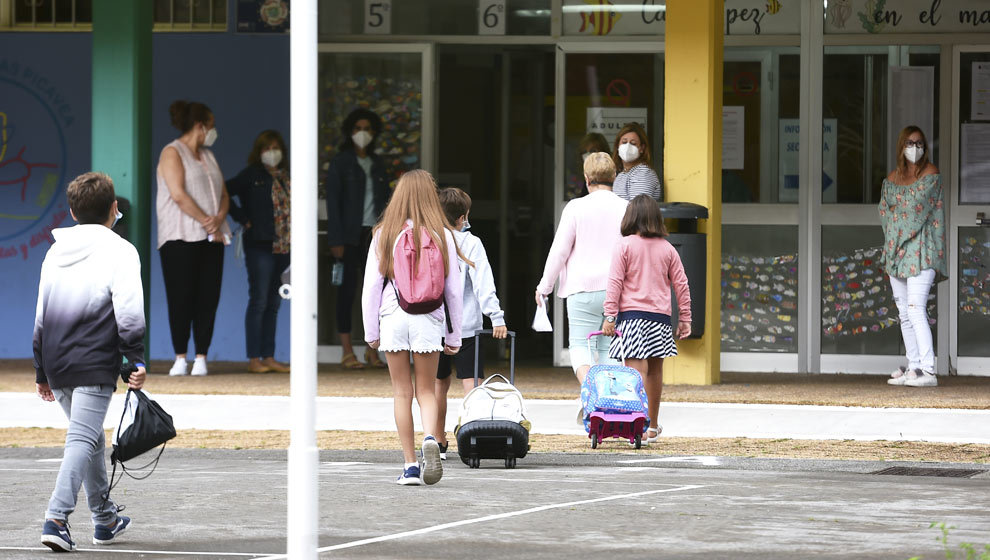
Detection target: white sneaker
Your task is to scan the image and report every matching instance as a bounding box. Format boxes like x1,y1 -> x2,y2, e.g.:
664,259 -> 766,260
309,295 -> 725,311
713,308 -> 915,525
168,357 -> 188,376
905,370 -> 937,387
191,357 -> 208,376
887,366 -> 913,386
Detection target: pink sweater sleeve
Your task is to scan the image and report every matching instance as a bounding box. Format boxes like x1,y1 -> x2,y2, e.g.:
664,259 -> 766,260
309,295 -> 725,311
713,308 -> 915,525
361,233 -> 385,343
443,228 -> 464,345
668,247 -> 692,323
603,240 -> 626,317
536,204 -> 576,296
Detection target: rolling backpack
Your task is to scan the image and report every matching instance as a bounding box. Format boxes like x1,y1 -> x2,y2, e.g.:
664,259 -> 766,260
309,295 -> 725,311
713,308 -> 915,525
454,330 -> 530,469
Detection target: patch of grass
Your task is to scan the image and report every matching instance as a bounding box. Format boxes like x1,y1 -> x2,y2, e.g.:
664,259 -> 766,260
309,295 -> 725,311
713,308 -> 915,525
923,522 -> 990,560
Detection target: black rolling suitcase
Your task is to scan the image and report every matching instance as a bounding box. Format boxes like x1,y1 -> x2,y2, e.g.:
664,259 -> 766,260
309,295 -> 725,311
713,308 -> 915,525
454,330 -> 530,469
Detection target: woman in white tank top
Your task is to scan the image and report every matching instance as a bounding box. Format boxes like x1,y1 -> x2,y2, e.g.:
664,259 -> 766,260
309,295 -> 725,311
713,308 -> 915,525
156,100 -> 231,377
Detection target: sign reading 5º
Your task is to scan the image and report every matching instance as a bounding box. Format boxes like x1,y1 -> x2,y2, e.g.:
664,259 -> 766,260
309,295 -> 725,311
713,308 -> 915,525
364,0 -> 391,34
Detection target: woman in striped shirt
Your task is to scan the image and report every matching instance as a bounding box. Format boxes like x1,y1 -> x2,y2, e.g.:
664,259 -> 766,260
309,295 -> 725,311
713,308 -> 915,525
612,122 -> 662,202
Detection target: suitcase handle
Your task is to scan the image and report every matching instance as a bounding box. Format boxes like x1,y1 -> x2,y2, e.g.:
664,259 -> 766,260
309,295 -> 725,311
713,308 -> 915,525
474,329 -> 516,387
586,330 -> 624,366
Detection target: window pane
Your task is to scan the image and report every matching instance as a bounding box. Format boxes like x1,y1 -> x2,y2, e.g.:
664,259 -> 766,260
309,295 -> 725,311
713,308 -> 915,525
320,0 -> 551,36
824,47 -> 940,204
820,225 -> 937,355
722,59 -> 760,203
721,225 -> 799,353
15,0 -> 53,24
562,52 -> 663,202
193,0 -> 212,23
154,0 -> 173,24
213,0 -> 226,23
75,0 -> 92,23
959,229 -> 990,356
55,0 -> 73,23
774,53 -> 800,203
958,52 -> 990,205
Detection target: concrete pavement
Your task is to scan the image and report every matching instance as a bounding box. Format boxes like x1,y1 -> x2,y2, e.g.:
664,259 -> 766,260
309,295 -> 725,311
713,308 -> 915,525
3,391 -> 990,443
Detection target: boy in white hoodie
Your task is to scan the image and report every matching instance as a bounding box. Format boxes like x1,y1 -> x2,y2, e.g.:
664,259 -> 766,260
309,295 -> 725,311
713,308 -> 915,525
434,188 -> 507,458
34,172 -> 146,552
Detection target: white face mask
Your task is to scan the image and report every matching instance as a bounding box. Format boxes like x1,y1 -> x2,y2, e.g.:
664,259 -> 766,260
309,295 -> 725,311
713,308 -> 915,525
261,149 -> 282,168
904,145 -> 924,164
618,142 -> 640,163
112,209 -> 123,229
202,125 -> 218,147
581,152 -> 591,162
461,219 -> 471,232
352,130 -> 373,150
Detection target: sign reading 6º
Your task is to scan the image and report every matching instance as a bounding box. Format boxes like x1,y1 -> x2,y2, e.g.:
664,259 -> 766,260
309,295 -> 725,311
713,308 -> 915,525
478,1 -> 506,35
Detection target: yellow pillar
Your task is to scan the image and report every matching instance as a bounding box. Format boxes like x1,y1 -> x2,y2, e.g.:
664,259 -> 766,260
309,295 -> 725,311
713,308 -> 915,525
663,0 -> 723,385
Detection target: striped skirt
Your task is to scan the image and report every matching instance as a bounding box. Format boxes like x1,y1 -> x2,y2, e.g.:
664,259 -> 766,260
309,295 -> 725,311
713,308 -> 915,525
609,318 -> 678,360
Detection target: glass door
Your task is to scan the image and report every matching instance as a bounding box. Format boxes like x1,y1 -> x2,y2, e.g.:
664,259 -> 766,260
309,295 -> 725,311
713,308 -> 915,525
951,47 -> 990,375
552,43 -> 664,367
315,43 -> 434,361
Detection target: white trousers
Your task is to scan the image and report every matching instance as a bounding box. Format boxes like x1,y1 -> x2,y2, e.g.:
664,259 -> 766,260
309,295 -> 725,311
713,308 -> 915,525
888,269 -> 936,373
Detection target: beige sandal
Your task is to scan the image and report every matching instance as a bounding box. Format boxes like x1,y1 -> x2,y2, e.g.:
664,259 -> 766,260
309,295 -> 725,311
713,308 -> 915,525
364,347 -> 386,368
341,353 -> 365,370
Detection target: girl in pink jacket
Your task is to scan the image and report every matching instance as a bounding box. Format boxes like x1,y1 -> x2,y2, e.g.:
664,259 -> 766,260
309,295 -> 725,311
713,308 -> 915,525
601,195 -> 692,444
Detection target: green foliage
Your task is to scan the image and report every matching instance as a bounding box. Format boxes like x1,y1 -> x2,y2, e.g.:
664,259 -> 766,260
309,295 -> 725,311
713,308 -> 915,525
922,522 -> 990,560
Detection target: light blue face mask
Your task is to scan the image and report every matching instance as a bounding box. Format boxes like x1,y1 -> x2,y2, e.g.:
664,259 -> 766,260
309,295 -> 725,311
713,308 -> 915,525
112,210 -> 123,229
461,219 -> 471,232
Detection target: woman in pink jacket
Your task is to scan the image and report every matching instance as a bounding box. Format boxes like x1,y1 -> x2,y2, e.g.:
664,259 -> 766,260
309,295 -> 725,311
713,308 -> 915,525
601,195 -> 692,444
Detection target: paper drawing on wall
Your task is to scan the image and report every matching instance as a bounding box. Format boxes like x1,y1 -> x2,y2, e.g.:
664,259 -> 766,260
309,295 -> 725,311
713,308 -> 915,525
827,0 -> 852,29
578,0 -> 621,36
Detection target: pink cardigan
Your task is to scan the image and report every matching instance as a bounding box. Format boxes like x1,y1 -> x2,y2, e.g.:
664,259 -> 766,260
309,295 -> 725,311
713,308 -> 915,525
361,226 -> 464,346
536,190 -> 628,298
603,235 -> 691,323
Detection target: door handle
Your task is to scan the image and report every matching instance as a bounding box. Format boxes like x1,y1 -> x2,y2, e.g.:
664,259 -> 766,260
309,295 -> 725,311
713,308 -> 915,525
978,212 -> 990,227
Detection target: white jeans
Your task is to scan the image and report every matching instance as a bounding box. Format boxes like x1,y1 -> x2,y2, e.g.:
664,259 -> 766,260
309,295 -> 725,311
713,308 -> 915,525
889,269 -> 936,373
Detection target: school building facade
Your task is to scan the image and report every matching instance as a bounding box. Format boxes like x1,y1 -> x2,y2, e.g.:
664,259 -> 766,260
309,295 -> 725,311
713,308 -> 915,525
1,0 -> 989,383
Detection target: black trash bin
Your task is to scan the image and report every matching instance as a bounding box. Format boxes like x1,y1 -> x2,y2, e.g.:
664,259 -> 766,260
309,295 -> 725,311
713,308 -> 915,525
658,202 -> 708,339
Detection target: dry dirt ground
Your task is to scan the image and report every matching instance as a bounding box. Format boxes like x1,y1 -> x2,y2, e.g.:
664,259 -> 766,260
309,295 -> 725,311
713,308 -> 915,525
5,359 -> 989,463
3,359 -> 990,408
3,428 -> 989,464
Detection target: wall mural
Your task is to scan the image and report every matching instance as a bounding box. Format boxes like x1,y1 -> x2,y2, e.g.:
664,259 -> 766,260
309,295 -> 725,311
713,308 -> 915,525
318,75 -> 422,198
0,63 -> 72,262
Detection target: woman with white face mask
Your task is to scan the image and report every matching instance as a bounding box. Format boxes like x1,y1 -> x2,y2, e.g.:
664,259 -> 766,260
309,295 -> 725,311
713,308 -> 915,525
879,126 -> 946,388
156,100 -> 232,377
612,122 -> 662,202
228,130 -> 291,374
325,108 -> 390,369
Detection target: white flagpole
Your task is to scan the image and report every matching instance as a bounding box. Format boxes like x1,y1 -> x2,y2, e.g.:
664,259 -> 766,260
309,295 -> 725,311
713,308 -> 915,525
288,0 -> 318,557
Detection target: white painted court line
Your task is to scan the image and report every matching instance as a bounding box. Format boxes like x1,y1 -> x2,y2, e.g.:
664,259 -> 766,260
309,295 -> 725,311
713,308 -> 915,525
0,547 -> 267,557
254,484 -> 703,560
618,456 -> 722,466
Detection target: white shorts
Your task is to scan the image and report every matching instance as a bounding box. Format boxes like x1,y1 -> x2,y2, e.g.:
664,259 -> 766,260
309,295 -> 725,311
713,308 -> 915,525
378,308 -> 445,353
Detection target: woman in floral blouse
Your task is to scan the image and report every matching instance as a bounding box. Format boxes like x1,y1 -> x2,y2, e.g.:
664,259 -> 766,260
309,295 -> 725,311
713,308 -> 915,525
228,130 -> 291,373
879,126 -> 946,388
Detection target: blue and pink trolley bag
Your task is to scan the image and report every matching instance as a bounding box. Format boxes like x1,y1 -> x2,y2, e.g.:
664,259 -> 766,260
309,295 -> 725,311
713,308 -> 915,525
580,330 -> 649,449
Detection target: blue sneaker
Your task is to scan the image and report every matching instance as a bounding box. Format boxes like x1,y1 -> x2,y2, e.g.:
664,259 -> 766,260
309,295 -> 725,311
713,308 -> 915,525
396,465 -> 422,485
41,519 -> 76,552
93,516 -> 131,545
421,436 -> 443,485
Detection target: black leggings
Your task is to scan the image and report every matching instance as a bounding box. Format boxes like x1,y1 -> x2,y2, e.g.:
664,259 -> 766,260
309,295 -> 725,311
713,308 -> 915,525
336,227 -> 373,335
160,240 -> 224,356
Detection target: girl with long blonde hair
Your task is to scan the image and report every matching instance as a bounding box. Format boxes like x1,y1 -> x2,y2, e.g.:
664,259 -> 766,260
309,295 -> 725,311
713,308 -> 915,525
361,169 -> 463,486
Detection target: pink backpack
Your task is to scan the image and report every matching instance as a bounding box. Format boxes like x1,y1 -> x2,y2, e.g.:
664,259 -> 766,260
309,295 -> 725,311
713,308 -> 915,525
391,226 -> 447,316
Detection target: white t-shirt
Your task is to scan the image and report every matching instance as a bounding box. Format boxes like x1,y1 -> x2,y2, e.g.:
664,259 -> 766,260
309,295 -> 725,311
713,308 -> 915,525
357,156 -> 376,227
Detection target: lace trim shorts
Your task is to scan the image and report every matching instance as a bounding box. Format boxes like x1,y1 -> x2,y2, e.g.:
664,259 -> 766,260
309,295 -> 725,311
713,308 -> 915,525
378,307 -> 445,353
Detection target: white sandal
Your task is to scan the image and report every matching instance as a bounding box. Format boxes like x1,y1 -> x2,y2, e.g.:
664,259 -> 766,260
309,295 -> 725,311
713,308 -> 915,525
645,426 -> 661,444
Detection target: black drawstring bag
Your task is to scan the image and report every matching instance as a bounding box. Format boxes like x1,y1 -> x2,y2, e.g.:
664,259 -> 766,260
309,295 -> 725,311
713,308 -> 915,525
102,363 -> 176,507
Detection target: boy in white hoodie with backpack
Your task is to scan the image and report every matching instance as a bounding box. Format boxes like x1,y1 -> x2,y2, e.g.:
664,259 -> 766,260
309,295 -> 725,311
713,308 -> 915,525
434,187 -> 508,458
34,172 -> 146,551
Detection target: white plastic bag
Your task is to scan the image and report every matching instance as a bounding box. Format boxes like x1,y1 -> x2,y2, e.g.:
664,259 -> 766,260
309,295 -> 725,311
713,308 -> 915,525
532,296 -> 552,332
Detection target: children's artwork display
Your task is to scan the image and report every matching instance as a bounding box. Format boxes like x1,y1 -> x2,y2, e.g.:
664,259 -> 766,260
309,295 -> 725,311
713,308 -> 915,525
959,235 -> 990,318
718,243 -> 988,353
318,75 -> 422,198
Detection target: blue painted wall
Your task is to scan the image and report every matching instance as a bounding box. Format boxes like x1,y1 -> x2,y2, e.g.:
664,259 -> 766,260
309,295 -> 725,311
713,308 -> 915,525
0,28 -> 292,364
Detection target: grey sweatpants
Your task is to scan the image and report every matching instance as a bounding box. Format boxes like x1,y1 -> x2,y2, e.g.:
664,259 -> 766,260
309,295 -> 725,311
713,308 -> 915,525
45,384 -> 118,525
